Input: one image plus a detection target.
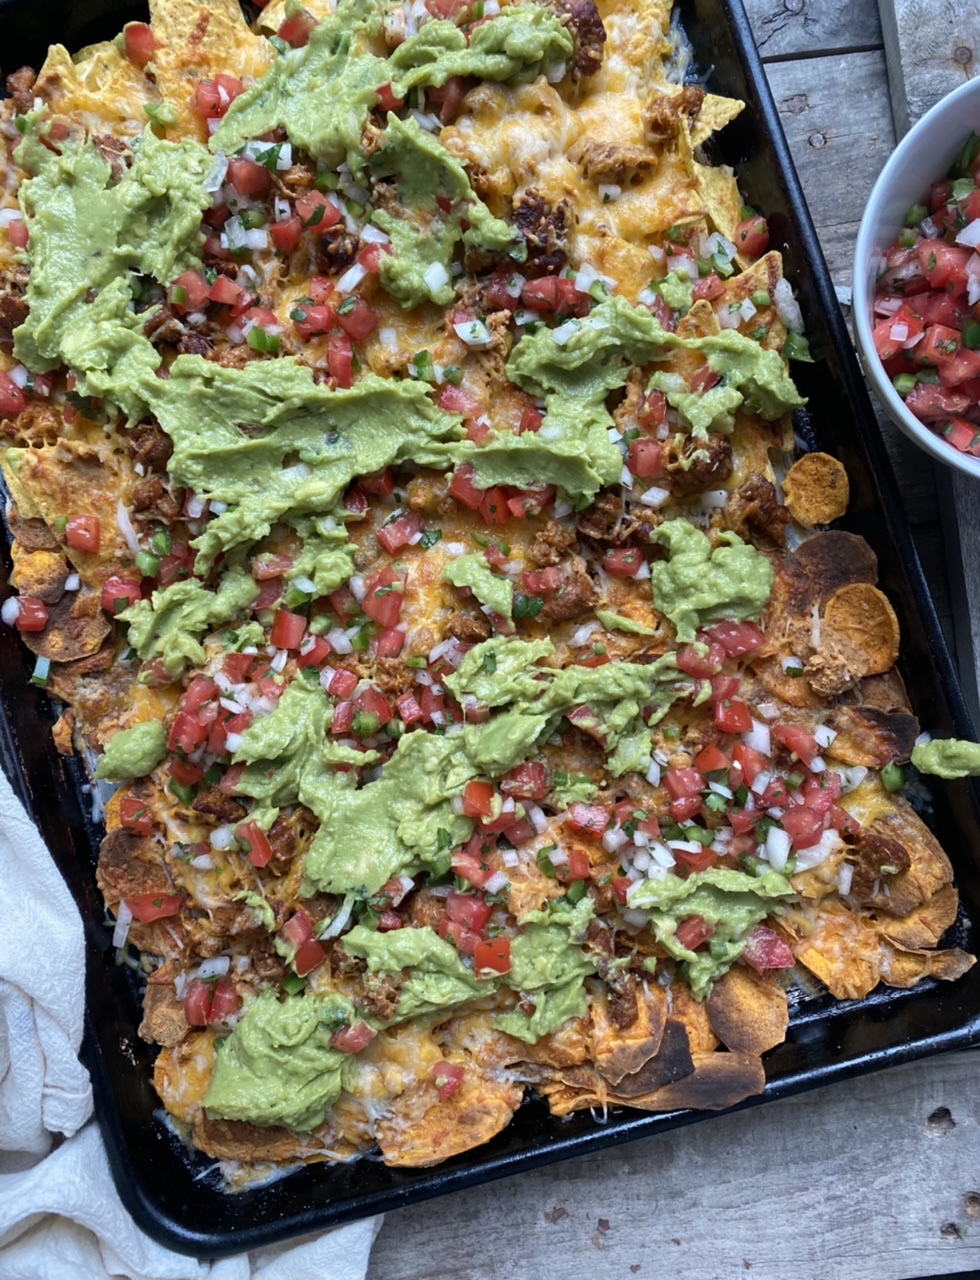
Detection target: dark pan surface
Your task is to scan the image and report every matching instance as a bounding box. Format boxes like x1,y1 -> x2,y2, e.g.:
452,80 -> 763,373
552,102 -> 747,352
1,0 -> 979,1257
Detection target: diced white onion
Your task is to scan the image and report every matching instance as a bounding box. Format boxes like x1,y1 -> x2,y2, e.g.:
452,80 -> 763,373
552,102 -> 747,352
956,218 -> 980,249
698,489 -> 729,510
116,500 -> 142,556
708,781 -> 733,800
4,598 -> 23,627
649,842 -> 676,869
7,364 -> 28,388
889,322 -> 909,343
64,573 -> 80,592
453,318 -> 493,348
750,769 -> 772,796
603,827 -> 628,853
224,732 -> 244,755
502,848 -> 520,867
319,897 -> 355,940
622,908 -> 649,927
204,155 -> 228,193
781,655 -> 804,674
794,828 -> 840,870
765,825 -> 792,871
112,900 -> 133,949
571,620 -> 599,647
743,720 -> 771,757
327,628 -> 353,655
810,603 -> 821,649
773,277 -> 804,332
549,847 -> 569,865
837,861 -> 853,895
337,263 -> 368,293
211,824 -> 237,851
378,326 -> 399,351
409,109 -> 442,132
544,60 -> 567,83
198,956 -> 231,980
638,485 -> 671,509
270,649 -> 288,674
484,870 -> 509,894
349,574 -> 367,602
423,261 -> 450,294
809,755 -> 827,774
813,723 -> 837,749
645,759 -> 661,786
840,766 -> 868,793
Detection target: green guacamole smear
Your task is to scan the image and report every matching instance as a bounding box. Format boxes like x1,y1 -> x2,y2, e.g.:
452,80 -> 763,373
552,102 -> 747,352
651,518 -> 774,643
94,720 -> 167,780
911,737 -> 980,779
203,989 -> 356,1130
628,867 -> 794,999
341,923 -> 494,1020
442,552 -> 514,619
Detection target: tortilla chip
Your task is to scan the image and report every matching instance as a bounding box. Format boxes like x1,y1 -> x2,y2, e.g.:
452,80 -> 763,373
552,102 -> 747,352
783,451 -> 850,527
694,160 -> 742,245
822,583 -> 900,676
675,297 -> 720,340
149,0 -> 274,135
20,588 -> 110,662
34,42 -> 149,136
794,901 -> 882,999
717,252 -> 788,350
706,966 -> 789,1056
376,1065 -> 523,1168
607,1018 -> 694,1096
613,1051 -> 765,1112
879,942 -> 976,989
592,982 -> 666,1085
875,884 -> 960,950
153,1030 -> 215,1125
692,93 -> 745,148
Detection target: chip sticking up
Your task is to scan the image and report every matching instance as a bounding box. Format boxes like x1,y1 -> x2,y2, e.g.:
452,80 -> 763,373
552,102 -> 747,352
783,451 -> 850,527
822,582 -> 900,676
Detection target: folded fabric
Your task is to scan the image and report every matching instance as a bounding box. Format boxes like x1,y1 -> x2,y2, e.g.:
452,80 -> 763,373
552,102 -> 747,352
0,766 -> 381,1279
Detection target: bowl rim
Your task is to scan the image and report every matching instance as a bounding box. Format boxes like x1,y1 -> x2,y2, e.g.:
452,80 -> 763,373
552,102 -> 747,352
852,73 -> 980,478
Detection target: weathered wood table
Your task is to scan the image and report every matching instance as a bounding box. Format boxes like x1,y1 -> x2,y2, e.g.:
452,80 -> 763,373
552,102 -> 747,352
367,3 -> 980,1276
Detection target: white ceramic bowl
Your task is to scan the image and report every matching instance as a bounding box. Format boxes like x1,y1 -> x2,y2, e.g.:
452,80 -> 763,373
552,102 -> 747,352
853,74 -> 980,478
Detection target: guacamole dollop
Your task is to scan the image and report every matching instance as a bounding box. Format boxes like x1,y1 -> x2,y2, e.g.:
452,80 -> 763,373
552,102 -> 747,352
94,721 -> 167,780
652,519 -> 775,643
342,923 -> 494,1020
911,737 -> 980,779
203,990 -> 355,1130
628,866 -> 794,998
442,552 -> 515,620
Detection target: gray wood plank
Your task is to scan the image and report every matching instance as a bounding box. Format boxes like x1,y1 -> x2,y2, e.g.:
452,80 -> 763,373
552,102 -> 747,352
369,1052 -> 980,1280
879,0 -> 980,136
877,0 -> 980,729
763,51 -> 896,287
742,0 -> 883,62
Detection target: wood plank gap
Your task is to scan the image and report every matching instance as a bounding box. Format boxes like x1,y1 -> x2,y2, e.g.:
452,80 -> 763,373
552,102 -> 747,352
759,43 -> 884,65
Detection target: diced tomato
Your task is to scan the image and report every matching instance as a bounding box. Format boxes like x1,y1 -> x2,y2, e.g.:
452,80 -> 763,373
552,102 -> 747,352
668,794 -> 703,821
295,191 -> 342,229
227,157 -> 271,199
556,847 -> 590,883
771,721 -> 820,767
270,216 -> 303,253
167,709 -> 207,755
376,82 -> 404,112
182,979 -> 212,1027
602,546 -> 645,577
181,675 -> 218,714
919,323 -> 962,366
250,553 -> 295,582
674,915 -> 716,950
803,771 -> 842,816
942,416 -> 980,454
938,346 -> 980,387
727,807 -> 759,836
714,698 -> 753,734
125,891 -> 183,923
331,1021 -> 377,1053
433,1060 -> 465,1101
664,767 -> 705,800
336,297 -> 378,341
377,510 -> 422,553
217,763 -> 245,795
438,917 -> 481,954
694,744 -> 730,775
828,804 -> 861,837
170,757 -> 204,788
627,438 -> 663,478
123,21 -> 156,66
449,463 -> 484,510
236,820 -> 274,868
99,577 -> 141,616
451,837 -> 494,887
780,806 -> 825,850
327,331 -> 353,388
476,486 -> 507,525
518,404 -> 543,433
709,675 -> 741,704
482,271 -> 521,312
353,684 -> 393,727
362,565 -> 404,628
462,779 -> 496,819
676,641 -> 726,677
377,909 -> 403,931
502,817 -> 535,845
207,979 -> 241,1026
6,218 -> 28,250
330,700 -> 354,735
169,268 -> 211,313
395,691 -> 425,724
253,576 -> 284,609
706,621 -> 765,657
189,75 -> 244,119
437,383 -> 482,417
474,937 -> 512,976
506,485 -> 555,518
521,275 -> 591,319
418,683 -> 448,722
293,936 -> 327,976
65,515 -> 101,554
522,566 -> 562,595
672,845 -> 718,873
741,922 -> 795,973
426,74 -> 468,123
612,876 -> 632,906
0,370 -> 26,417
690,364 -> 721,394
326,669 -> 357,700
446,890 -> 491,932
119,796 -> 153,835
916,239 -> 972,294
278,9 -> 317,46
759,776 -> 790,808
269,608 -> 307,650
734,215 -> 769,259
209,275 -> 247,308
160,542 -> 195,587
500,761 -> 550,800
565,802 -> 609,839
637,389 -> 668,428
360,467 -> 395,497
693,273 -> 725,302
375,627 -> 405,657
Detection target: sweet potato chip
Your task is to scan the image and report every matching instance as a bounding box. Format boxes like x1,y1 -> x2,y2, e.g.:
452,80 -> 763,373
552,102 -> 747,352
878,942 -> 976,990
377,1069 -> 524,1168
9,547 -> 69,604
826,703 -> 920,767
822,584 -> 900,677
706,966 -> 789,1056
804,627 -> 871,696
782,452 -> 850,527
20,588 -> 110,663
875,884 -> 960,950
592,982 -> 666,1085
612,1051 -> 766,1112
606,1018 -> 694,1096
793,901 -> 882,1000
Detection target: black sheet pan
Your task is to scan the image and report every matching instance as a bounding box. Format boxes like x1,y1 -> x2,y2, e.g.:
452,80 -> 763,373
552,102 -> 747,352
1,0 -> 979,1257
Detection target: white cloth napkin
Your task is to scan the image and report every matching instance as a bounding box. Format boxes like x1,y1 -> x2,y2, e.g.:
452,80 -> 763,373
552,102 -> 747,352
0,766 -> 382,1279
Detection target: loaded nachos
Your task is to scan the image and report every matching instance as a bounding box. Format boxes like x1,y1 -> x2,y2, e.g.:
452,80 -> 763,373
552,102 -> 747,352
0,0 -> 974,1180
